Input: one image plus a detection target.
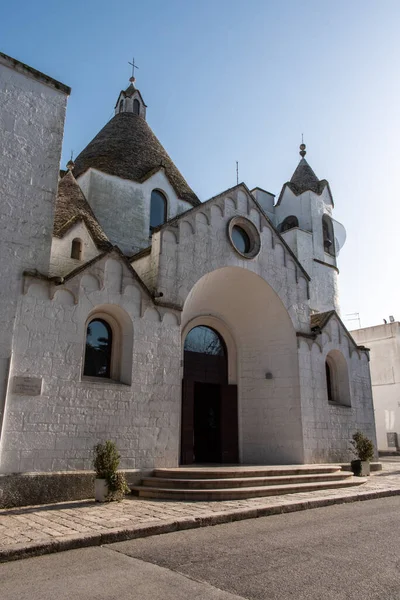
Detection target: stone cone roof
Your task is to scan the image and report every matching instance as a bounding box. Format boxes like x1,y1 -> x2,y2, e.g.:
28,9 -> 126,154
73,113 -> 200,206
53,170 -> 110,249
290,158 -> 322,194
276,157 -> 332,205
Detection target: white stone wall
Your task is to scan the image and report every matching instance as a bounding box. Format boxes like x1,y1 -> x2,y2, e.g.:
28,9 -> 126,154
49,221 -> 101,277
352,322 -> 400,452
0,58 -> 68,444
78,168 -> 192,255
298,315 -> 377,462
0,252 -> 182,473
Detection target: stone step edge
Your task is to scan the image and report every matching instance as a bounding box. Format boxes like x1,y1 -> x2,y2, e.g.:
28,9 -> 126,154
141,472 -> 353,488
1,487 -> 399,565
132,478 -> 366,498
153,466 -> 343,479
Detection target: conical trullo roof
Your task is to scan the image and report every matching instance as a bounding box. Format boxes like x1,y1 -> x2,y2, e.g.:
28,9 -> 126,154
290,158 -> 321,194
73,112 -> 200,206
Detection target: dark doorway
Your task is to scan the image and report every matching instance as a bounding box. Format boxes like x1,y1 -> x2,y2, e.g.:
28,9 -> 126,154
181,326 -> 238,465
194,383 -> 221,463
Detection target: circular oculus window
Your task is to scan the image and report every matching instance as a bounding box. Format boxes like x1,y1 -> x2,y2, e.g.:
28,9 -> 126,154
228,217 -> 261,259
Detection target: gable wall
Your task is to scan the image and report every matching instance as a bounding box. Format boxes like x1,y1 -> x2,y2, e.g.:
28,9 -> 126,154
50,221 -> 100,277
0,255 -> 182,474
79,169 -> 192,255
155,187 -> 311,333
298,316 -> 377,462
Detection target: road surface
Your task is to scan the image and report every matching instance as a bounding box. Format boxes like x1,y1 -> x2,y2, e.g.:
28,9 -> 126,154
1,496 -> 400,599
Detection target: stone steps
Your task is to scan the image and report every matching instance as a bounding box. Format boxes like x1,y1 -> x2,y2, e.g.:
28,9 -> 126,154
132,477 -> 366,501
131,464 -> 367,501
140,471 -> 353,490
152,465 -> 341,479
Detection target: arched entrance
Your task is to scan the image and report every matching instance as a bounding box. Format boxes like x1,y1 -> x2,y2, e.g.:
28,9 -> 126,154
181,325 -> 239,464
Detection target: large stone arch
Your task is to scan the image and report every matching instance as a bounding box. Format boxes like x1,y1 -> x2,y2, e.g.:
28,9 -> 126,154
181,266 -> 304,464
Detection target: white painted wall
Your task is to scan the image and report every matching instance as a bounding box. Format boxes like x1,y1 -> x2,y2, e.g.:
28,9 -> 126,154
78,168 -> 192,255
352,322 -> 400,452
0,56 -> 68,448
50,221 -> 101,277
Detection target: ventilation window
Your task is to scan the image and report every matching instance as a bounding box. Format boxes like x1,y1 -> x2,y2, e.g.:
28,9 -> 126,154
119,99 -> 124,113
322,215 -> 335,256
280,215 -> 299,233
133,98 -> 140,115
71,239 -> 83,260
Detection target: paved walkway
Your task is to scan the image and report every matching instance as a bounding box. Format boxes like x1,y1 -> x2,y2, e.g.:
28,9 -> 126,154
1,462 -> 399,563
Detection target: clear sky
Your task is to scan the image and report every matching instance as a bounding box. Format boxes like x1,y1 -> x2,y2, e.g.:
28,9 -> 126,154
1,0 -> 399,329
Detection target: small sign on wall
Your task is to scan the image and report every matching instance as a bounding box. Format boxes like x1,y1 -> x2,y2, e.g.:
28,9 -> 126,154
12,376 -> 42,396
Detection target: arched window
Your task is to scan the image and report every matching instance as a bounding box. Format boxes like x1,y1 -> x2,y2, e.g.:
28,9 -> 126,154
119,99 -> 124,113
150,190 -> 167,232
83,318 -> 113,378
322,215 -> 335,256
325,350 -> 351,406
71,238 -> 83,260
184,326 -> 226,356
133,98 -> 140,115
279,215 -> 299,233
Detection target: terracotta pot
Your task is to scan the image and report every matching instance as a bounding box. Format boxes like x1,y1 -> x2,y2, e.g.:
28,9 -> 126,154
95,478 -> 108,502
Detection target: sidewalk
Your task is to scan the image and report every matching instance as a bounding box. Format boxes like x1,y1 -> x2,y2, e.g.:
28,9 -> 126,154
1,461 -> 399,563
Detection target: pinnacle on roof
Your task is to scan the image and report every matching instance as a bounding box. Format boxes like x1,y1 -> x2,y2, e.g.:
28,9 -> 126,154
276,142 -> 333,204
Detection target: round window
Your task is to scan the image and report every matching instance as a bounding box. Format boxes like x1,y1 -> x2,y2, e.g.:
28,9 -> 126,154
232,226 -> 251,254
228,216 -> 261,259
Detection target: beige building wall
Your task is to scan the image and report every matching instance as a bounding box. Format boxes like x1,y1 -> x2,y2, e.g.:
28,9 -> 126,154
352,322 -> 400,452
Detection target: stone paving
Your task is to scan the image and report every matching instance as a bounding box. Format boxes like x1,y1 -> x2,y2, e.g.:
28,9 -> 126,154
0,462 -> 399,561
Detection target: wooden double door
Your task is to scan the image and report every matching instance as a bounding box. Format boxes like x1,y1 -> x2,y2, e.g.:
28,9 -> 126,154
181,347 -> 239,465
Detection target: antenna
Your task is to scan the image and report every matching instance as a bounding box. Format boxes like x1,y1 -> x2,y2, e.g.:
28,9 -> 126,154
236,161 -> 239,185
345,313 -> 362,329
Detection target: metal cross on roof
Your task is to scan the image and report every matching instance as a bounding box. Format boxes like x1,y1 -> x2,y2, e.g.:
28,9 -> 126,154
128,57 -> 139,82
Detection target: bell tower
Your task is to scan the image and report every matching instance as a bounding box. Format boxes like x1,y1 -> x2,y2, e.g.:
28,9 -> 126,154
274,144 -> 346,313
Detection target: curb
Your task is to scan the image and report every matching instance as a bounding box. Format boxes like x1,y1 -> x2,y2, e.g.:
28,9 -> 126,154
1,487 -> 400,564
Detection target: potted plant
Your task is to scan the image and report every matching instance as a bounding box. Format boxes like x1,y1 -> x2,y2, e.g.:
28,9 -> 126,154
93,440 -> 130,502
350,430 -> 375,476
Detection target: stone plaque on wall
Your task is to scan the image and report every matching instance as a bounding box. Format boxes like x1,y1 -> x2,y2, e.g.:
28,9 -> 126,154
12,376 -> 42,396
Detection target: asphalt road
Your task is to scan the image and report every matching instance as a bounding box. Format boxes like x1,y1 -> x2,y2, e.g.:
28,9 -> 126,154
1,496 -> 400,599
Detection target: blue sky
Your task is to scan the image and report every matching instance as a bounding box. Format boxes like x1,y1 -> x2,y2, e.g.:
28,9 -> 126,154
1,0 -> 399,328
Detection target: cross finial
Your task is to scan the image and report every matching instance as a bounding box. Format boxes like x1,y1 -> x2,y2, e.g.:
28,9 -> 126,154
299,134 -> 306,158
128,57 -> 139,83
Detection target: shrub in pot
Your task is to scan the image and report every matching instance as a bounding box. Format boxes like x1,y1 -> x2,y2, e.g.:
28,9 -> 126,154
350,431 -> 374,476
93,440 -> 130,501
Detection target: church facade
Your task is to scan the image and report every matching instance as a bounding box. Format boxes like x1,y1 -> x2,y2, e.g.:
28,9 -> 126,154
0,53 -> 377,476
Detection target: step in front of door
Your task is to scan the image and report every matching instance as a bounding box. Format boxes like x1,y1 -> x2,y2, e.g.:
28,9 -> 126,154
131,477 -> 366,501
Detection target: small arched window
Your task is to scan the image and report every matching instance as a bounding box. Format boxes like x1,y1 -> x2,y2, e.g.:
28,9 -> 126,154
280,215 -> 299,233
325,350 -> 351,406
71,239 -> 83,260
83,318 -> 113,378
322,215 -> 335,256
119,99 -> 124,113
150,190 -> 167,232
133,98 -> 140,115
